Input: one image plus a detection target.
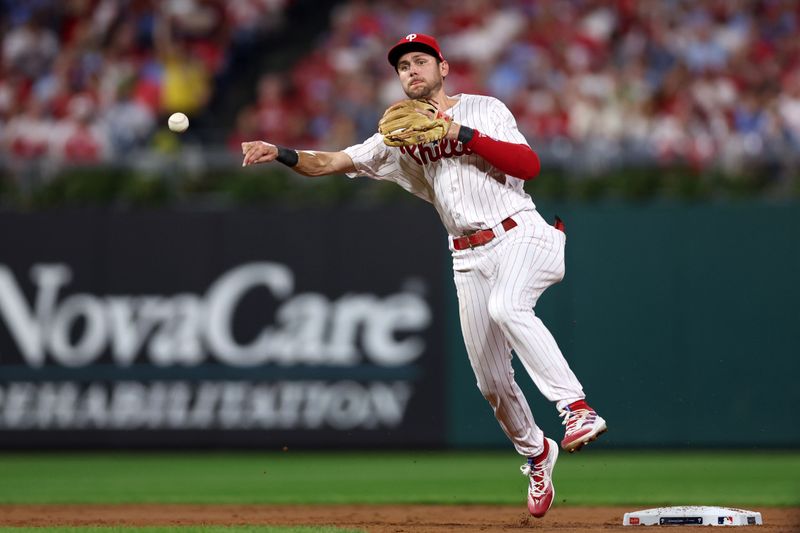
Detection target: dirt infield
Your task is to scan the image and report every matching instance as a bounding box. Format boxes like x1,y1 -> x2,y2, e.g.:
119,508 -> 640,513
1,505 -> 798,532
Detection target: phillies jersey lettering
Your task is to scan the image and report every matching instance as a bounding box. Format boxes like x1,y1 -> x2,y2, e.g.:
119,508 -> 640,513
399,138 -> 474,165
344,94 -> 535,236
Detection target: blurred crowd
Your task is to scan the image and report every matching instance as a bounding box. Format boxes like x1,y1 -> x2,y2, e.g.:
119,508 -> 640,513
229,0 -> 800,175
2,0 -> 799,180
0,0 -> 288,171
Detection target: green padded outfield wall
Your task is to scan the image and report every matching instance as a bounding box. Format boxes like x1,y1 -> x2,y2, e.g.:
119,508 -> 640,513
447,202 -> 800,448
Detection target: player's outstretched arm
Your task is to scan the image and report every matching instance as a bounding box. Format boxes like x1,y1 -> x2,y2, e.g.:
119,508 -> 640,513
241,141 -> 356,177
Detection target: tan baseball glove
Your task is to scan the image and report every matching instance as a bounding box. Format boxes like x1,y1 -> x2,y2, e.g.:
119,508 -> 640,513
378,99 -> 452,146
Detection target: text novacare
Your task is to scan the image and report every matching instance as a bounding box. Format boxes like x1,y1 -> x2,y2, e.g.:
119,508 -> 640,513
0,263 -> 432,368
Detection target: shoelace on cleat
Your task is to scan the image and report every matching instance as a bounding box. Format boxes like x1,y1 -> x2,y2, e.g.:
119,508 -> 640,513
520,460 -> 551,498
560,407 -> 596,436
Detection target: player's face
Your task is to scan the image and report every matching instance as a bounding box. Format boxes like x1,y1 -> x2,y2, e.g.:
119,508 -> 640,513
396,52 -> 447,99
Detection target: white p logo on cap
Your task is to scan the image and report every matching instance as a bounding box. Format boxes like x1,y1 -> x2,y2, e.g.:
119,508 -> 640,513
405,33 -> 417,41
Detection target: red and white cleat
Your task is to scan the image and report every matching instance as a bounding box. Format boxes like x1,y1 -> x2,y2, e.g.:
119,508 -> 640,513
559,400 -> 607,452
522,437 -> 559,518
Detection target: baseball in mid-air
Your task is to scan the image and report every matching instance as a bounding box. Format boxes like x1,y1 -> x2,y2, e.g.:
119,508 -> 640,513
168,112 -> 189,133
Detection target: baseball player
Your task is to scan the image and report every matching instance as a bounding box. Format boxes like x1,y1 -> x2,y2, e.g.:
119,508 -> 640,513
241,33 -> 607,518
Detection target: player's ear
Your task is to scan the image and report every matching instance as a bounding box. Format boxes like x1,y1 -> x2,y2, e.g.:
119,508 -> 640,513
439,60 -> 449,78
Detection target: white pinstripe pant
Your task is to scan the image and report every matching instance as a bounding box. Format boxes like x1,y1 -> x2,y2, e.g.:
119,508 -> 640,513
452,210 -> 585,457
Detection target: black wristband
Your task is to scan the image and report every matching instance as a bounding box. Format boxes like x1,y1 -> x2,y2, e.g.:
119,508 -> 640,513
457,126 -> 475,145
276,146 -> 299,167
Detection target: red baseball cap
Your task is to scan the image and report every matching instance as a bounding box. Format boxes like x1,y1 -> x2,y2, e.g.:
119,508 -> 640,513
387,33 -> 445,68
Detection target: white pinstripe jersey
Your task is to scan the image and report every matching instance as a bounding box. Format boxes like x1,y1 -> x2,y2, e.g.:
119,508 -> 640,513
343,94 -> 537,236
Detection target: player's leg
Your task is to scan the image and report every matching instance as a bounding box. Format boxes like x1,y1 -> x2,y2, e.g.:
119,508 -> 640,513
487,222 -> 584,401
487,216 -> 606,451
453,265 -> 545,459
454,264 -> 557,516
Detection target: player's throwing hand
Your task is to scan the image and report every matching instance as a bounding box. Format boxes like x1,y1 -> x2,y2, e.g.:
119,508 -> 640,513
241,141 -> 278,167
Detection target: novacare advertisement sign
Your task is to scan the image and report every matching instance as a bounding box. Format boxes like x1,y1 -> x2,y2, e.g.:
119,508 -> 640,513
0,208 -> 447,448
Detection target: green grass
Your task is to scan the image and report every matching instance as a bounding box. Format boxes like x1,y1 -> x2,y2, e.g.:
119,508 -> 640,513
0,528 -> 361,533
0,450 -> 798,507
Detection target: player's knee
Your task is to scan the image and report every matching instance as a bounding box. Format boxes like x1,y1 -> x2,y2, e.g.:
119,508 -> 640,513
479,386 -> 499,407
487,297 -> 518,328
476,377 -> 510,407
